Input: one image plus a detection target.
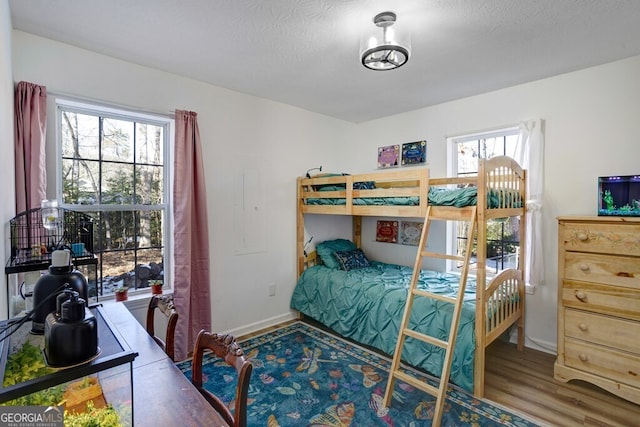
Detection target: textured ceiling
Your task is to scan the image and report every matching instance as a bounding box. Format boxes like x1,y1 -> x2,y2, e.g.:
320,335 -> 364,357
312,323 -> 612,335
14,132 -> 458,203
9,0 -> 640,123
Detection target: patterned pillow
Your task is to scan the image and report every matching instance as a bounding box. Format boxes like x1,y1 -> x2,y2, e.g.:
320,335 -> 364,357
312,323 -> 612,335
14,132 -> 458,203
316,239 -> 357,269
353,181 -> 376,190
333,249 -> 371,271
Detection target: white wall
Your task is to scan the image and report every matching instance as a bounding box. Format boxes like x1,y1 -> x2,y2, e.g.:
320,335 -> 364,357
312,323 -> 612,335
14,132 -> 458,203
0,1 -> 15,317
353,56 -> 640,351
11,30 -> 358,334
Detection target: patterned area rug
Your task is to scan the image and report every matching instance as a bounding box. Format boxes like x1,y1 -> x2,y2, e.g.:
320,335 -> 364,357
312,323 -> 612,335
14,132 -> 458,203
177,321 -> 542,426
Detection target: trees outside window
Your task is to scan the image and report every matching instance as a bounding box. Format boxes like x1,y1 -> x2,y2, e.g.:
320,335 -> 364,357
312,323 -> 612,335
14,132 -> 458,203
449,129 -> 520,275
57,100 -> 171,297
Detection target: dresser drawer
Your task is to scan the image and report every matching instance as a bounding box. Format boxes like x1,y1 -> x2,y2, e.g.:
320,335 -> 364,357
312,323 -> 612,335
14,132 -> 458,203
564,338 -> 640,388
564,252 -> 640,288
564,308 -> 640,354
562,280 -> 640,320
560,221 -> 640,257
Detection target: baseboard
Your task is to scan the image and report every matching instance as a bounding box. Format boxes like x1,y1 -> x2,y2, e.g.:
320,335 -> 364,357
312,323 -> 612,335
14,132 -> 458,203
226,312 -> 298,338
508,327 -> 557,355
523,336 -> 557,355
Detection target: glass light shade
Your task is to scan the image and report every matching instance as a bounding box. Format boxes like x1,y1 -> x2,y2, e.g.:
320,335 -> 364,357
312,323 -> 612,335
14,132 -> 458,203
360,12 -> 411,71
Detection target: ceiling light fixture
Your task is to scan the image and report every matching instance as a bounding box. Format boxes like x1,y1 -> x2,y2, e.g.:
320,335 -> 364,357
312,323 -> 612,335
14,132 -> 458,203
360,11 -> 410,71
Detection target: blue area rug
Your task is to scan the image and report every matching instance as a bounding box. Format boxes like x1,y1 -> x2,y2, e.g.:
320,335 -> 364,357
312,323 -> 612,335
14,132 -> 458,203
177,321 -> 541,426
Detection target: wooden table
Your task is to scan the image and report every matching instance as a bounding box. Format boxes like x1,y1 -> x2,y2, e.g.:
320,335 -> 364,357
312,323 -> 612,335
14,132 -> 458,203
101,303 -> 229,427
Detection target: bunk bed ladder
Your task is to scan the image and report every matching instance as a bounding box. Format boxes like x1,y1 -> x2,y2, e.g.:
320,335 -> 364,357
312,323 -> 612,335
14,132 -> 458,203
383,204 -> 477,427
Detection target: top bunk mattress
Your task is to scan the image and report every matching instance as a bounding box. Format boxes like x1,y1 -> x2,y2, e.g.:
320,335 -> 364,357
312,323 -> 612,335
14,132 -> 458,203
305,186 -> 522,208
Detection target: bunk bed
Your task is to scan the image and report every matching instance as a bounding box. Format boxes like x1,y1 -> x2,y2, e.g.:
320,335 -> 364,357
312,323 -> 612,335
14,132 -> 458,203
291,156 -> 526,397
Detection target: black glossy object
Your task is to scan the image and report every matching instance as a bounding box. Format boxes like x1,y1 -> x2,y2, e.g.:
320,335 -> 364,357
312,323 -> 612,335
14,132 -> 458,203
44,291 -> 98,367
31,264 -> 88,334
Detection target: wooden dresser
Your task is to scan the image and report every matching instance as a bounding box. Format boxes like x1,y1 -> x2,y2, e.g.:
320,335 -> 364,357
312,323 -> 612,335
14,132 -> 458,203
555,216 -> 640,404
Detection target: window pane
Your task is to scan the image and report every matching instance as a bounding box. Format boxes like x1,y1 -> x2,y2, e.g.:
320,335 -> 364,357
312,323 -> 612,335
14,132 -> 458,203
62,159 -> 99,205
451,128 -> 520,275
101,249 -> 136,293
102,118 -> 134,162
60,111 -> 100,160
94,210 -> 136,251
136,165 -> 163,205
136,248 -> 165,289
136,123 -> 164,165
504,134 -> 519,158
482,138 -> 503,159
102,162 -> 135,204
58,102 -> 168,298
457,141 -> 478,174
138,210 -> 164,247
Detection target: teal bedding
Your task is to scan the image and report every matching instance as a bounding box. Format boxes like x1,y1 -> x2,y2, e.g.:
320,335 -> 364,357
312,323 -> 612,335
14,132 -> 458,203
305,186 -> 521,208
306,196 -> 419,206
290,261 -> 477,392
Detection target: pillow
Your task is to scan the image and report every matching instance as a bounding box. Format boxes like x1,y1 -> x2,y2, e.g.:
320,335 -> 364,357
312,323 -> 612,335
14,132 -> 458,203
353,181 -> 376,190
316,239 -> 357,269
333,248 -> 371,271
311,173 -> 349,191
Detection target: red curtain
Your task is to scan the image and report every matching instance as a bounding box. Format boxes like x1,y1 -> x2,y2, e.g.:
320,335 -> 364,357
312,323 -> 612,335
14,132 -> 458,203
173,109 -> 212,361
14,81 -> 47,213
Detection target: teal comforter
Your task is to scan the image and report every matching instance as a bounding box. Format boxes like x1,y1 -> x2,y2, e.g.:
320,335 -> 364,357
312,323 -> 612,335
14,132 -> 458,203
290,261 -> 477,392
305,187 -> 521,208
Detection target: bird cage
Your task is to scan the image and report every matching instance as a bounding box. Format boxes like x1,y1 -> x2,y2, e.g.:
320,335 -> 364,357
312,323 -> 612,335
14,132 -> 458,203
7,207 -> 95,272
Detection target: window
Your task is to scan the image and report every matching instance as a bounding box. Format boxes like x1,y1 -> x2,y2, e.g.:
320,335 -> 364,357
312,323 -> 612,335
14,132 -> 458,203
448,128 -> 520,275
56,99 -> 172,299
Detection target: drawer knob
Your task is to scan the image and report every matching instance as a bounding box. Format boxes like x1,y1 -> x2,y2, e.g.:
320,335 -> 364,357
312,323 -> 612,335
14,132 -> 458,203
578,354 -> 589,362
575,291 -> 587,301
579,263 -> 589,272
578,323 -> 588,331
577,232 -> 588,241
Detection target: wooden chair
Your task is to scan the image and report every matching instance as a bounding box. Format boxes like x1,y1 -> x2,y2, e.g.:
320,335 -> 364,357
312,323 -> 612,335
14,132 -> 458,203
146,295 -> 179,361
191,330 -> 253,427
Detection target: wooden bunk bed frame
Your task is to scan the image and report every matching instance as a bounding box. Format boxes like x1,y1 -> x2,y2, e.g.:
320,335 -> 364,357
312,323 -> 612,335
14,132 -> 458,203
295,156 -> 527,397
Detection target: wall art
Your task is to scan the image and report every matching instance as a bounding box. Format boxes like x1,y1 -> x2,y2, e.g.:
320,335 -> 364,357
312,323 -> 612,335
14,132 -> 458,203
399,221 -> 424,246
401,140 -> 427,166
377,144 -> 400,168
376,220 -> 398,243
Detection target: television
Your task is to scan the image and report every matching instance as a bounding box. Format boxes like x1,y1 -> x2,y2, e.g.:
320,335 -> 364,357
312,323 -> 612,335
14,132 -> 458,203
598,175 -> 640,217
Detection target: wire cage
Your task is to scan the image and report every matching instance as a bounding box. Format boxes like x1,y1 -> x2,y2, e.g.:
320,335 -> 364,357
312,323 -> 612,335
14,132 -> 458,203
7,207 -> 95,272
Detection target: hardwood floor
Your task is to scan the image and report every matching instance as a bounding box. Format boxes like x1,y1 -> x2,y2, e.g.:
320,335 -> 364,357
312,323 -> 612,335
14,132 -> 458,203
239,320 -> 639,426
485,340 -> 639,427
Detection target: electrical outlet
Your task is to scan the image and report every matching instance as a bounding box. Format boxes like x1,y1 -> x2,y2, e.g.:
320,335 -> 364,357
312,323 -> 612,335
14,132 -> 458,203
268,283 -> 276,296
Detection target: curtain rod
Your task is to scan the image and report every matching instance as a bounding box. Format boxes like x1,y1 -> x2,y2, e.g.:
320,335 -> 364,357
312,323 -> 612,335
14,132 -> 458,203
45,89 -> 175,119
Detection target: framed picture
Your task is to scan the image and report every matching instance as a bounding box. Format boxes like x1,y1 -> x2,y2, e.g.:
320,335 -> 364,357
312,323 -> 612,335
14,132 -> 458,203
377,145 -> 400,168
401,140 -> 427,166
376,220 -> 398,243
399,221 -> 424,246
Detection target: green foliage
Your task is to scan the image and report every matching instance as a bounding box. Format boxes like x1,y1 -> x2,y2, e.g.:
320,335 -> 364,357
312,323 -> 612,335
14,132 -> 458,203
64,402 -> 123,427
466,218 -> 519,259
60,111 -> 166,292
3,342 -> 53,386
602,190 -> 615,210
1,342 -> 65,406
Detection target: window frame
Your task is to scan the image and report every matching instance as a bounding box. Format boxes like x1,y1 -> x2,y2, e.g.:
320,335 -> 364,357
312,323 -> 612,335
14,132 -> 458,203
54,97 -> 174,299
446,126 -> 520,276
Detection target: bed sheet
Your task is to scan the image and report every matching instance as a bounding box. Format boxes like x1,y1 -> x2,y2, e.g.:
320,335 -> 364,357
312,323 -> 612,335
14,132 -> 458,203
290,261 -> 477,392
303,187 -> 520,208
